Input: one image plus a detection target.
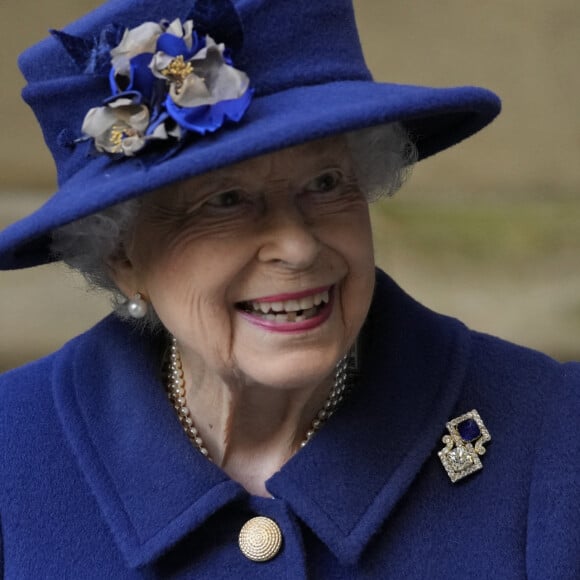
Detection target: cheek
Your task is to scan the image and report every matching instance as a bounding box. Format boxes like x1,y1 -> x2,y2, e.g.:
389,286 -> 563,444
144,246 -> 225,322
328,201 -> 375,270
147,268 -> 238,369
336,206 -> 375,324
136,240 -> 245,366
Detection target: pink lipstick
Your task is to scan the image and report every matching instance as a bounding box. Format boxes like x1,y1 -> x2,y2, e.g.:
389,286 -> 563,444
237,286 -> 334,333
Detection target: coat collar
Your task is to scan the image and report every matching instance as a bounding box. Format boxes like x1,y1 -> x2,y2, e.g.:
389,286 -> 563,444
52,270 -> 470,568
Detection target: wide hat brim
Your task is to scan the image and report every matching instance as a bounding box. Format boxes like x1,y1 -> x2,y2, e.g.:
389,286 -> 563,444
0,79 -> 500,270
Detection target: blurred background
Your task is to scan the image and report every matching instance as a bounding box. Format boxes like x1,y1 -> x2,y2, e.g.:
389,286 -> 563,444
1,0 -> 579,371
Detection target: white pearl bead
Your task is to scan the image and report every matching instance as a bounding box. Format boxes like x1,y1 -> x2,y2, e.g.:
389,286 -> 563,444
127,297 -> 147,319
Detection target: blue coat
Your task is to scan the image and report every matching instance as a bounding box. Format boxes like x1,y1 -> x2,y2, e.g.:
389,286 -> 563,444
1,270 -> 579,578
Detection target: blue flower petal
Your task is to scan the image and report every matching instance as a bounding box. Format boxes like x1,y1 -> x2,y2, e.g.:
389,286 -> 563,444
191,31 -> 204,54
146,110 -> 171,136
109,66 -> 121,94
165,88 -> 253,134
129,53 -> 157,97
156,34 -> 188,58
103,91 -> 144,106
110,52 -> 156,97
156,30 -> 205,60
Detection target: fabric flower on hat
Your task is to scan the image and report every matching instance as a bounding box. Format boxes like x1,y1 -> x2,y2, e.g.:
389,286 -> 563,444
79,17 -> 253,157
110,21 -> 165,78
81,96 -> 180,156
82,97 -> 148,156
151,33 -> 251,133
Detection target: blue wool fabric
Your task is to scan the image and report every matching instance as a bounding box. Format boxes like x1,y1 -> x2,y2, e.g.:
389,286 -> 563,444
1,270 -> 579,578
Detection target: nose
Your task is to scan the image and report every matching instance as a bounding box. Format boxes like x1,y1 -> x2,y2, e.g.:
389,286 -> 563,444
257,199 -> 321,270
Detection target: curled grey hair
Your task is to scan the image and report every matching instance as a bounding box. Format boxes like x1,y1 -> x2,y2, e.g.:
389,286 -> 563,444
346,122 -> 417,201
50,122 -> 417,325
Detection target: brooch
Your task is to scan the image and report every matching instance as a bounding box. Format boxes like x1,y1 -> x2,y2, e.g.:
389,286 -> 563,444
438,409 -> 491,483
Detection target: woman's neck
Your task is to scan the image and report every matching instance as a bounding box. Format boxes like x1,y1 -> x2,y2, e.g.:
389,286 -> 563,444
179,353 -> 334,497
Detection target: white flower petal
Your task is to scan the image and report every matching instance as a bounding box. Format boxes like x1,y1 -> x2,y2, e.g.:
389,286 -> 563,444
111,57 -> 131,78
150,123 -> 170,140
210,64 -> 250,101
111,21 -> 164,73
168,124 -> 182,139
170,75 -> 211,107
108,97 -> 137,109
190,36 -> 223,62
126,106 -> 151,133
121,135 -> 147,156
163,41 -> 250,108
82,106 -> 117,138
164,18 -> 194,49
190,44 -> 226,80
149,120 -> 182,142
149,52 -> 176,78
166,18 -> 184,37
111,22 -> 163,57
83,101 -> 151,156
182,20 -> 194,50
94,135 -> 114,153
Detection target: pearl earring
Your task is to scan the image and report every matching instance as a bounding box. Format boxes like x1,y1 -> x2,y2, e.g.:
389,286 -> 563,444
127,293 -> 148,319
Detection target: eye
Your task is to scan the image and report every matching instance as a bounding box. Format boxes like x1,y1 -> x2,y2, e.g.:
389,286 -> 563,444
204,189 -> 246,208
304,169 -> 344,193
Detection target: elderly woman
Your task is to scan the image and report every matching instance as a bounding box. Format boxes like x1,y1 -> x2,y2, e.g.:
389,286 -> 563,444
0,0 -> 578,577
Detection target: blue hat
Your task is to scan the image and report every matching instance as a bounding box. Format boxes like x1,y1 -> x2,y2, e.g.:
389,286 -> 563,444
0,0 -> 501,270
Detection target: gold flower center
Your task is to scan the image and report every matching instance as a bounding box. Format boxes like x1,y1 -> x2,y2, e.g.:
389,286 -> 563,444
161,55 -> 194,84
109,124 -> 138,152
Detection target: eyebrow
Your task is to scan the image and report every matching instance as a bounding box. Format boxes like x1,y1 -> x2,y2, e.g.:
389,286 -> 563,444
173,147 -> 351,196
174,175 -> 240,199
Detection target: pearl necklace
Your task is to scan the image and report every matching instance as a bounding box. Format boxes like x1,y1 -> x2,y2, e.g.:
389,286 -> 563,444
165,337 -> 351,461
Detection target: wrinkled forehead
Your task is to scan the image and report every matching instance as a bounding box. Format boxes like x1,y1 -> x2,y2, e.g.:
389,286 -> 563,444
173,135 -> 352,193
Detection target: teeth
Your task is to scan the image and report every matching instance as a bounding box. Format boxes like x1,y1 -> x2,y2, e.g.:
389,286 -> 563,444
303,306 -> 317,317
285,299 -> 300,311
247,288 -> 331,316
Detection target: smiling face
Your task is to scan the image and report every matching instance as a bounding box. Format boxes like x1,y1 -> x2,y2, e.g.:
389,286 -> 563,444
113,136 -> 376,390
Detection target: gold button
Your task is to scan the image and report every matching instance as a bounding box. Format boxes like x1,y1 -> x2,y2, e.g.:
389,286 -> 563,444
238,516 -> 283,562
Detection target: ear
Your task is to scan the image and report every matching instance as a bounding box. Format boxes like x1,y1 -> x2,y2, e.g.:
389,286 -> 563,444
106,252 -> 144,300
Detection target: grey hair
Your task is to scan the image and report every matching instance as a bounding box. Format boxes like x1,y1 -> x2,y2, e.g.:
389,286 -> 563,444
50,122 -> 417,324
51,198 -> 143,317
346,122 -> 417,201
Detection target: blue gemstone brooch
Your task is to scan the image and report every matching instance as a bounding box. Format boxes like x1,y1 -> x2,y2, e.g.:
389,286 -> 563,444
438,409 -> 491,483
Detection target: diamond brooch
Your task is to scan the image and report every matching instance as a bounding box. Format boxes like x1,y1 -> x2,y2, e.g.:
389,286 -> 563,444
438,409 -> 491,483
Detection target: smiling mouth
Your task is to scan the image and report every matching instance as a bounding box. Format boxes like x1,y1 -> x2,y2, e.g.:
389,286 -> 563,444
236,288 -> 331,323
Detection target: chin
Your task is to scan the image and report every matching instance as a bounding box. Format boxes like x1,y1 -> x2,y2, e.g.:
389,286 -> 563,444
237,349 -> 343,391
